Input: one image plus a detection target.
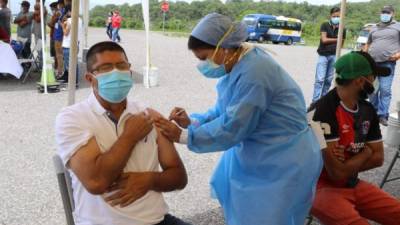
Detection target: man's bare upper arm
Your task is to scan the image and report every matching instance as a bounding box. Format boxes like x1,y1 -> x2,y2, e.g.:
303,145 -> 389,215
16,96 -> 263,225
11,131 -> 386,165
156,129 -> 185,171
68,137 -> 104,192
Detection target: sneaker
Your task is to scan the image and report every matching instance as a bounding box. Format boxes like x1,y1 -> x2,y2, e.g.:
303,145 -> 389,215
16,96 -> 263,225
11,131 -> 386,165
379,117 -> 388,126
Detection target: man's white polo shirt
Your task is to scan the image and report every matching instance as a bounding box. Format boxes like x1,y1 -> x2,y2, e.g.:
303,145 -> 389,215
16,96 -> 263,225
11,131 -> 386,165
55,93 -> 168,225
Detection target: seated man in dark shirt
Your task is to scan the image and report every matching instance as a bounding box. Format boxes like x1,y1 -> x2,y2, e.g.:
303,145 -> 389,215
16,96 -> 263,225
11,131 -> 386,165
310,51 -> 400,225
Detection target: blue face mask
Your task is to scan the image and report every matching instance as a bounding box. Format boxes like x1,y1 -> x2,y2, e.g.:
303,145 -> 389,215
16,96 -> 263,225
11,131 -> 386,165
331,17 -> 340,25
197,59 -> 227,78
380,14 -> 392,23
95,69 -> 133,103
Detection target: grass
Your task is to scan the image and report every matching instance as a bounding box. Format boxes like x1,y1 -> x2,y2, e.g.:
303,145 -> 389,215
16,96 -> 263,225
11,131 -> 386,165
11,24 -> 17,34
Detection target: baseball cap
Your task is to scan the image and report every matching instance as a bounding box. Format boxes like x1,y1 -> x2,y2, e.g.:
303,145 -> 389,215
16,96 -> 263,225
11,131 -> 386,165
21,1 -> 30,7
382,5 -> 395,14
335,51 -> 391,80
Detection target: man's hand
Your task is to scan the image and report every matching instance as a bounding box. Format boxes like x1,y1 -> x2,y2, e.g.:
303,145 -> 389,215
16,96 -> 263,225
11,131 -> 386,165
122,112 -> 153,143
333,145 -> 345,162
154,117 -> 182,143
389,52 -> 400,61
106,172 -> 155,207
169,107 -> 191,128
19,17 -> 28,27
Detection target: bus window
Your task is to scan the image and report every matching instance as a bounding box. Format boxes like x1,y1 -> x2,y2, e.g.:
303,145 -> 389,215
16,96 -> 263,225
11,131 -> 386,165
287,21 -> 302,31
259,20 -> 269,29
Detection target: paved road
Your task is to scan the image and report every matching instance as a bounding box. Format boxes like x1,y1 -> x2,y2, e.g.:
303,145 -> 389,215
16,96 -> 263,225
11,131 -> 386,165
0,28 -> 399,225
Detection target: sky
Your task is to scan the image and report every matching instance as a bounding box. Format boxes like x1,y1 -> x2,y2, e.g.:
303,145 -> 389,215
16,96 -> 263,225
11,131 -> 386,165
9,0 -> 370,14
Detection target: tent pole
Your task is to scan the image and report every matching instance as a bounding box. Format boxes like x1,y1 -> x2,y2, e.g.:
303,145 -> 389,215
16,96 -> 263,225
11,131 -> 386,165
67,0 -> 80,106
335,0 -> 346,59
142,0 -> 150,88
39,0 -> 48,94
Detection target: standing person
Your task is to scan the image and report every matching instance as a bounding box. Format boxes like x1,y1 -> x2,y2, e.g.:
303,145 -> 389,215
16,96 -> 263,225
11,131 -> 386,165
60,5 -> 82,85
312,7 -> 346,104
106,11 -> 113,40
364,5 -> 400,126
0,0 -> 11,42
48,2 -> 59,72
32,0 -> 47,43
14,1 -> 33,58
309,51 -> 400,225
154,13 -> 323,225
52,0 -> 65,78
32,0 -> 47,67
111,10 -> 122,42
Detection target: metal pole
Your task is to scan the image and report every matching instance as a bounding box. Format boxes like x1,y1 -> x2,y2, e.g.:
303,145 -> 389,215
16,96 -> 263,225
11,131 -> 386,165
335,0 -> 346,59
163,11 -> 165,32
68,0 -> 80,106
142,0 -> 150,88
39,0 -> 48,94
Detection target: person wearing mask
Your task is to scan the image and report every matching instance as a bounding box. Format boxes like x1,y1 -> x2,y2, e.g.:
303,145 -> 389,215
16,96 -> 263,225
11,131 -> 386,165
55,41 -> 190,225
154,13 -> 323,225
311,6 -> 346,104
0,0 -> 11,42
364,5 -> 400,126
309,51 -> 400,225
14,1 -> 33,58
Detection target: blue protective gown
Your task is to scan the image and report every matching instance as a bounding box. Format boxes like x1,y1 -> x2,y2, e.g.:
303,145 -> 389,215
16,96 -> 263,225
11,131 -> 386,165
187,47 -> 323,225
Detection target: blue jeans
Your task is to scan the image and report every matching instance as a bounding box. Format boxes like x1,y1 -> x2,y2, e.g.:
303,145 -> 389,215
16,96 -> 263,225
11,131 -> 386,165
62,47 -> 79,84
112,27 -> 121,42
312,55 -> 336,103
369,61 -> 397,119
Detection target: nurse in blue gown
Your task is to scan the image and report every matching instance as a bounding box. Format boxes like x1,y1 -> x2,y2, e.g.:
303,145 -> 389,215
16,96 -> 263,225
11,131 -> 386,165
155,13 -> 323,225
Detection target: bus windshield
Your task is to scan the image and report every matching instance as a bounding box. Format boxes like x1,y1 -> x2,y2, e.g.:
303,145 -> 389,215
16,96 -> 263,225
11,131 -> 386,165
243,17 -> 257,26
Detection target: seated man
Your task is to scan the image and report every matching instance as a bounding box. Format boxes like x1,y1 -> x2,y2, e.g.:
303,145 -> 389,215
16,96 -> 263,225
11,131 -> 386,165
310,51 -> 400,225
55,41 -> 189,225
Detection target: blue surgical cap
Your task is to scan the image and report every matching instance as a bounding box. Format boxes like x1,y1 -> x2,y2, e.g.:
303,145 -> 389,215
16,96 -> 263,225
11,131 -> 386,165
191,13 -> 248,49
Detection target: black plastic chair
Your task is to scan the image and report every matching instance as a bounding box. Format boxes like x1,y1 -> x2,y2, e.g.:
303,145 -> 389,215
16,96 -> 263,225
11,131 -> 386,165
53,154 -> 75,225
380,147 -> 400,188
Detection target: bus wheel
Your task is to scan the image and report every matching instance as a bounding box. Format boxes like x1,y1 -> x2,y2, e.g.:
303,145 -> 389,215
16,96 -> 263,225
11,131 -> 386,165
285,38 -> 293,45
258,36 -> 265,43
272,41 -> 279,45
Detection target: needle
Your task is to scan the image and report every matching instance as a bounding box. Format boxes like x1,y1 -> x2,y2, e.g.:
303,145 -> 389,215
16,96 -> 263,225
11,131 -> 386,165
170,109 -> 185,121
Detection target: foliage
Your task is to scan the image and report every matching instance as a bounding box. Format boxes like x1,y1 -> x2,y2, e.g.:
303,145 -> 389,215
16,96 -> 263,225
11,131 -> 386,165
89,0 -> 400,45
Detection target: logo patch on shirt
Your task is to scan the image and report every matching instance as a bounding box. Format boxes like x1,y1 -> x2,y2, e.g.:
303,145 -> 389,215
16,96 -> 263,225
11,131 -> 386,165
342,124 -> 351,133
362,121 -> 370,135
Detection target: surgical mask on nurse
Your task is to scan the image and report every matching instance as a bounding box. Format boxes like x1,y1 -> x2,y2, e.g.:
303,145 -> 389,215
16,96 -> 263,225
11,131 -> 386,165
197,52 -> 227,78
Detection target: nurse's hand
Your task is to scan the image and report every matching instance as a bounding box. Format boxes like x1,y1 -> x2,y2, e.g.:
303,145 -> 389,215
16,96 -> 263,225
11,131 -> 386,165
154,117 -> 182,143
169,107 -> 190,128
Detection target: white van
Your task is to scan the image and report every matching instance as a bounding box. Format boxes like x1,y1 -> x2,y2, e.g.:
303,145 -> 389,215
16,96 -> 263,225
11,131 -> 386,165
355,23 -> 375,50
